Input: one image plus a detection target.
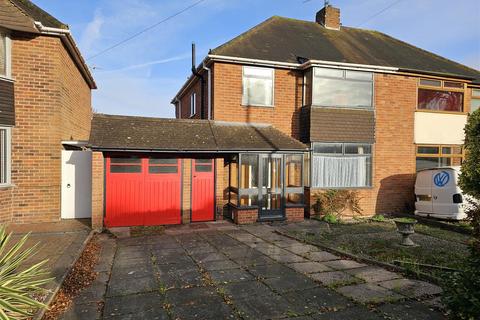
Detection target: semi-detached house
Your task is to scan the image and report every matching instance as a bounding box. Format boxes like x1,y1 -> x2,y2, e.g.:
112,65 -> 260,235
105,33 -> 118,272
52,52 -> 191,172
1,0 -> 479,230
89,4 -> 480,229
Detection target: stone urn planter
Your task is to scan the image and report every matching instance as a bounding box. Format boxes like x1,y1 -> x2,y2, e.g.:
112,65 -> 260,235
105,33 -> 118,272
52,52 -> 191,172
394,218 -> 418,246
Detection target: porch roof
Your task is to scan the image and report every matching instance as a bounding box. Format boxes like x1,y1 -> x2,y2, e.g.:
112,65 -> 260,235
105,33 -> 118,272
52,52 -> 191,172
89,114 -> 308,153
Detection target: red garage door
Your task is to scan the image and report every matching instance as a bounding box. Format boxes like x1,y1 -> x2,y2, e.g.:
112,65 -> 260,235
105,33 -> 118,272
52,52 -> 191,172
105,156 -> 181,227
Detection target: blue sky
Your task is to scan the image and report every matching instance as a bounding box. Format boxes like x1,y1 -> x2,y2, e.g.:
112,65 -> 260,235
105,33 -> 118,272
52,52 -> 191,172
34,0 -> 480,118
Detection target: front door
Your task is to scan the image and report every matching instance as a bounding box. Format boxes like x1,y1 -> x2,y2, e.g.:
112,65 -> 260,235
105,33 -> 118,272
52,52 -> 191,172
192,159 -> 215,222
259,154 -> 284,220
61,150 -> 92,219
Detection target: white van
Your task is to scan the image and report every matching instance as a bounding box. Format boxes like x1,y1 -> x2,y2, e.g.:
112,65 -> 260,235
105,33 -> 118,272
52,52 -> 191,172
414,167 -> 467,220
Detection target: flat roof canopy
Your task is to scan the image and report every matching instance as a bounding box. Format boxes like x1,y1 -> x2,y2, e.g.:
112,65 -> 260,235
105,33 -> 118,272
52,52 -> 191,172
89,114 -> 308,153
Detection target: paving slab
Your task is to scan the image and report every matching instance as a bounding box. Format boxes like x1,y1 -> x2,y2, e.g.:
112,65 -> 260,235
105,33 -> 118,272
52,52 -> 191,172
270,253 -> 309,263
104,292 -> 165,318
314,306 -> 386,320
336,283 -> 404,304
190,251 -> 229,263
200,259 -> 240,271
247,263 -> 299,279
309,271 -> 360,287
377,301 -> 447,320
263,272 -> 318,293
232,293 -> 297,320
208,268 -> 254,284
322,259 -> 367,270
167,287 -> 236,320
288,261 -> 332,274
222,280 -> 275,300
157,264 -> 203,288
378,278 -> 443,298
305,251 -> 340,262
59,302 -> 101,320
106,275 -> 158,297
345,266 -> 401,283
282,286 -> 351,313
283,244 -> 320,255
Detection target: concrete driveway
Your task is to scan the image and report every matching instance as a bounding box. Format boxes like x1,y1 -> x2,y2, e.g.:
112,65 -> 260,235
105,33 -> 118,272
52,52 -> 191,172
64,223 -> 446,319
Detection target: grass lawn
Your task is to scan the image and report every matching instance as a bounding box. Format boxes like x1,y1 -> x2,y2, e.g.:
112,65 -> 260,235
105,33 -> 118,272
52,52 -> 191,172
285,219 -> 472,280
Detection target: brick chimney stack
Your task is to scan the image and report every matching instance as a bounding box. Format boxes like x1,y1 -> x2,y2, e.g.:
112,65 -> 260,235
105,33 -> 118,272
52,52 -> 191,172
316,4 -> 341,30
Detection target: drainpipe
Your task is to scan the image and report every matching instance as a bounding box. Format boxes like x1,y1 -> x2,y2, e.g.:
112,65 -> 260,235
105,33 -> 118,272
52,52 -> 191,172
191,43 -> 206,119
203,62 -> 212,120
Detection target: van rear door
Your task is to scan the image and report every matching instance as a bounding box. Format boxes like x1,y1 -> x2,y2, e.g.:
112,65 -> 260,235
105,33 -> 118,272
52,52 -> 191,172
415,170 -> 433,214
432,169 -> 458,216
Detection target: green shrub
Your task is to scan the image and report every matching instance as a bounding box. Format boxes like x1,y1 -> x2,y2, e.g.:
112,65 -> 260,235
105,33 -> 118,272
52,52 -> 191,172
323,213 -> 338,224
442,109 -> 480,319
371,214 -> 386,222
0,226 -> 51,319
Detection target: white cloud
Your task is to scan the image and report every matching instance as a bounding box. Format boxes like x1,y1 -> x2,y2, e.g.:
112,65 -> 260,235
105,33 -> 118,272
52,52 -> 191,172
96,53 -> 190,74
80,8 -> 104,56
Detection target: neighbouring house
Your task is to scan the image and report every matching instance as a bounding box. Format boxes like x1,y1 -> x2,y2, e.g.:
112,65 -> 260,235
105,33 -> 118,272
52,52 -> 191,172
0,0 -> 96,224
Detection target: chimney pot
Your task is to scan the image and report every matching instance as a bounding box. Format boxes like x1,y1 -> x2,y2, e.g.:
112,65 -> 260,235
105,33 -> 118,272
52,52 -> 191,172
316,5 -> 341,30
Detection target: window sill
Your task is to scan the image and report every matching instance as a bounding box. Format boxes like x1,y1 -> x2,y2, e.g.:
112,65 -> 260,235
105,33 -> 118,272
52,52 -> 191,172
241,104 -> 275,108
0,76 -> 14,83
310,105 -> 374,111
310,186 -> 374,190
0,183 -> 14,189
415,109 -> 466,115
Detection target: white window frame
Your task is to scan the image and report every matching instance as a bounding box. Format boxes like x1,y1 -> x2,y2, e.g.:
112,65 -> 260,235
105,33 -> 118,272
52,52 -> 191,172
311,67 -> 374,109
0,126 -> 12,186
311,142 -> 373,188
242,66 -> 275,107
189,93 -> 196,117
0,30 -> 12,79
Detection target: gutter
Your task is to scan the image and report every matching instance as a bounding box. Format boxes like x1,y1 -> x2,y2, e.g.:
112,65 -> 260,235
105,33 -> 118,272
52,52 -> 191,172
34,22 -> 97,89
89,147 -> 309,153
203,62 -> 212,119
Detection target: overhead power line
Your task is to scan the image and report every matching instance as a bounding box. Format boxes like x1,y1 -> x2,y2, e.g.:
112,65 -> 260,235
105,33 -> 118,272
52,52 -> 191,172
86,0 -> 207,61
358,0 -> 405,27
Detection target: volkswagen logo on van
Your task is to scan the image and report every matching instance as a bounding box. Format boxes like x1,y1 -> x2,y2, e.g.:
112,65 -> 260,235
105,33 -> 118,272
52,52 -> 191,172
434,171 -> 450,187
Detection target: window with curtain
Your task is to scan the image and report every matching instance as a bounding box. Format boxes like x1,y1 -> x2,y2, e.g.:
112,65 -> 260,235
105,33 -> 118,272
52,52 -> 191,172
242,66 -> 274,106
312,143 -> 372,188
417,78 -> 464,112
0,127 -> 11,185
312,67 -> 373,108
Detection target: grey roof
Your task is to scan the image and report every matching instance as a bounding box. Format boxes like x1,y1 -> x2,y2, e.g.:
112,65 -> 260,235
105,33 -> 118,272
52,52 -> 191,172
9,0 -> 66,29
89,114 -> 308,152
211,16 -> 480,83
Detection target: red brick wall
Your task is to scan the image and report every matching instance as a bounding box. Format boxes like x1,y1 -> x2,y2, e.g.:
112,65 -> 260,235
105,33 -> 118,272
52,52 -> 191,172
233,207 -> 258,224
176,72 -> 210,120
0,33 -> 92,224
182,159 -> 192,224
212,62 -> 303,139
286,207 -> 304,222
91,151 -> 104,230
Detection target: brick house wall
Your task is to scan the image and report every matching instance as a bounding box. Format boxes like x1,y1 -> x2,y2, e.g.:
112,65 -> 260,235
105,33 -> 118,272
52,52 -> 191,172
212,62 -> 303,140
0,32 -> 92,224
176,72 -> 210,120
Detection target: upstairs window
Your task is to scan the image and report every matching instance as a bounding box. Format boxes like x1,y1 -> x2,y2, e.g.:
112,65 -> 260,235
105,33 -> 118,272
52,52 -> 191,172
190,93 -> 196,117
0,127 -> 11,185
417,78 -> 464,112
471,89 -> 480,113
312,67 -> 373,108
242,66 -> 274,107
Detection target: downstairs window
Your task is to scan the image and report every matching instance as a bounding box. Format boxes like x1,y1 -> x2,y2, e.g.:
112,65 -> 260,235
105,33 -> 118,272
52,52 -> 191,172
416,145 -> 463,171
0,126 -> 11,185
312,142 -> 372,188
